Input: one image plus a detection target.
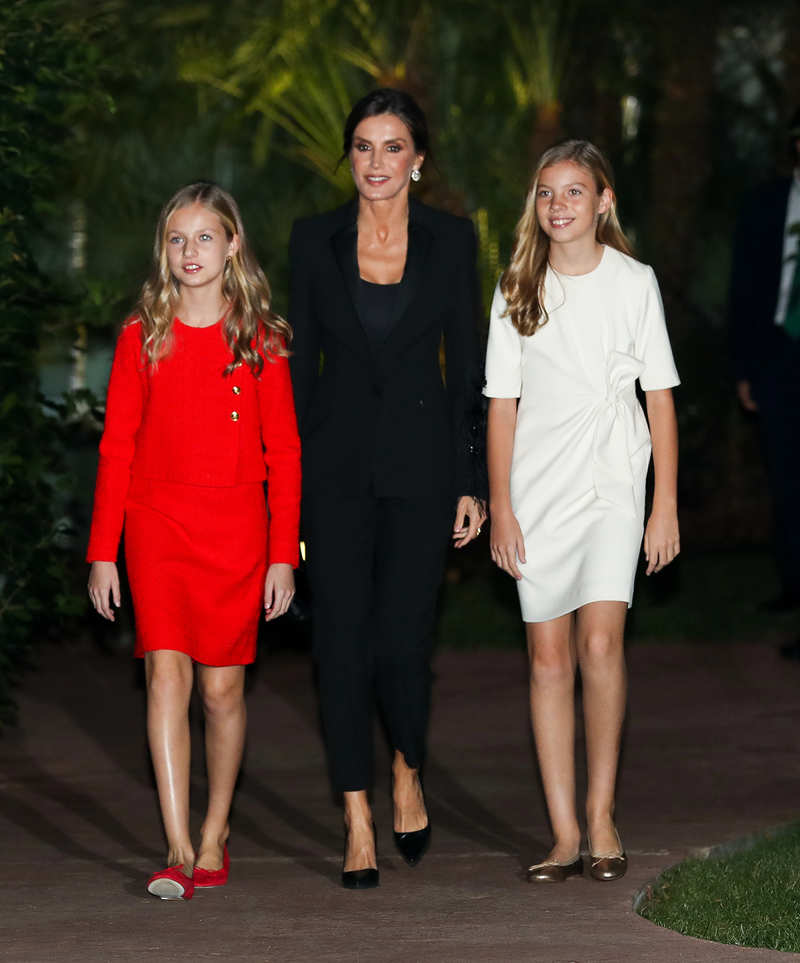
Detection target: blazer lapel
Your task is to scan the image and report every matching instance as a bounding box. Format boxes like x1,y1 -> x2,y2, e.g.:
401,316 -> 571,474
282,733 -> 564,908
381,216 -> 433,352
393,218 -> 431,327
332,223 -> 359,315
330,206 -> 371,355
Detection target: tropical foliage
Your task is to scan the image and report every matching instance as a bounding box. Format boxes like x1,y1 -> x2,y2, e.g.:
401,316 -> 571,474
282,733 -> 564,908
0,0 -> 100,724
2,0 -> 799,717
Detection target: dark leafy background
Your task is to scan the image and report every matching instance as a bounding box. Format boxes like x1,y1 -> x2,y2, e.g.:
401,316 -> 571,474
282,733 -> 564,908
2,0 -> 799,724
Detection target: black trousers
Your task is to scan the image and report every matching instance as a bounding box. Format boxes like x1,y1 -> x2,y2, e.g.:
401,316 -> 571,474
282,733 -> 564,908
303,492 -> 452,792
755,334 -> 800,597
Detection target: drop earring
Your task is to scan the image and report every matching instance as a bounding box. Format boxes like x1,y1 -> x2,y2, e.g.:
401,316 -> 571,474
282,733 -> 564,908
411,169 -> 422,183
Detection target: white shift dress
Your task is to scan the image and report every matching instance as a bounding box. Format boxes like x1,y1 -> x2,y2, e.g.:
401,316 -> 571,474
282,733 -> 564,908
484,246 -> 680,622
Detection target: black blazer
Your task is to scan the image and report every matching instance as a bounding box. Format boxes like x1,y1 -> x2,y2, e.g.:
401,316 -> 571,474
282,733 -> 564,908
729,177 -> 792,385
288,198 -> 483,500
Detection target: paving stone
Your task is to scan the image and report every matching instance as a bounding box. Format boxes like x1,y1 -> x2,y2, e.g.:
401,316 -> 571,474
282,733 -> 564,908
0,640 -> 797,962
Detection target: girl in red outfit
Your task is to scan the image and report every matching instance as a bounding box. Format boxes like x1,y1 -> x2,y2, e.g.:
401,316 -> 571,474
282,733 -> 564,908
87,182 -> 301,900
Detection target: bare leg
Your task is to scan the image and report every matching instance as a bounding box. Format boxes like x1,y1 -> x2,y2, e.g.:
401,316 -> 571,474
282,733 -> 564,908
195,664 -> 246,870
526,614 -> 581,863
392,750 -> 427,833
343,790 -> 376,872
575,601 -> 627,855
145,650 -> 195,869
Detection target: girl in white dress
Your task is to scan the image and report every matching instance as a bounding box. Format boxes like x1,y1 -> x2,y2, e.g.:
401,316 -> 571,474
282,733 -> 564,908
485,141 -> 680,883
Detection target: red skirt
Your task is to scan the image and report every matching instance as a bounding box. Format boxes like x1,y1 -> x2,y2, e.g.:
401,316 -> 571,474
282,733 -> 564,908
124,477 -> 267,666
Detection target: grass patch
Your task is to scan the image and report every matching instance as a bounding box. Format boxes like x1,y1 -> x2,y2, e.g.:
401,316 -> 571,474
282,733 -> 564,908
638,824 -> 800,952
436,547 -> 796,648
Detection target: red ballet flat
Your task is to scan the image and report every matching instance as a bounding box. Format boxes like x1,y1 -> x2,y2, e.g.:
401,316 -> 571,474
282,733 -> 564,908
146,865 -> 194,900
193,844 -> 230,888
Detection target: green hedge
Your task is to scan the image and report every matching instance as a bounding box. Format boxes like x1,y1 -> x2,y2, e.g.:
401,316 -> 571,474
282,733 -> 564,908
0,0 -> 91,725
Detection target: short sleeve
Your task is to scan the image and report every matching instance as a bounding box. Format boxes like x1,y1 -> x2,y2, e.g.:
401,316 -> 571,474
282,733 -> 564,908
483,282 -> 523,398
636,266 -> 680,391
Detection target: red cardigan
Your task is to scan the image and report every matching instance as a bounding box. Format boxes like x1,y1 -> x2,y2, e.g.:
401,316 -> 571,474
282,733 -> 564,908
87,318 -> 301,566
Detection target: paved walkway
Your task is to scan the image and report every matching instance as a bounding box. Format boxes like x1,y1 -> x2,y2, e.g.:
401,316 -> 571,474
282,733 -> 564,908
1,638 -> 798,962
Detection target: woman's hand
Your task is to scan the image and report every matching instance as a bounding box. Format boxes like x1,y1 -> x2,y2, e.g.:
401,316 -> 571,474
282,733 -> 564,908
643,511 -> 680,575
490,508 -> 526,580
264,563 -> 295,621
88,561 -> 120,620
452,495 -> 487,548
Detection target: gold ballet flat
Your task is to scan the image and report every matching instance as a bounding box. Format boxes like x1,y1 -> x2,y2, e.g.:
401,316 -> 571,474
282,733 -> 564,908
526,856 -> 583,883
589,829 -> 627,881
590,852 -> 627,881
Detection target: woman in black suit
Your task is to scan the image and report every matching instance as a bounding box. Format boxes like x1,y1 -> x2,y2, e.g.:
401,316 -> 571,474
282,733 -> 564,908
289,88 -> 486,888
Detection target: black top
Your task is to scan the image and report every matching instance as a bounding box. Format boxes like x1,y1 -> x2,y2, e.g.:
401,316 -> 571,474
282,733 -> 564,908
356,276 -> 406,344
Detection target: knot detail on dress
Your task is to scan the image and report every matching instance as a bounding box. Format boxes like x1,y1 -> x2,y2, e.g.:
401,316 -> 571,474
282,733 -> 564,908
592,350 -> 647,515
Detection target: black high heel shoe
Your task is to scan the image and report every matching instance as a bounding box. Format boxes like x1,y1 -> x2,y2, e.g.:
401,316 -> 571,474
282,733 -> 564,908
393,770 -> 431,866
394,823 -> 431,866
341,823 -> 379,890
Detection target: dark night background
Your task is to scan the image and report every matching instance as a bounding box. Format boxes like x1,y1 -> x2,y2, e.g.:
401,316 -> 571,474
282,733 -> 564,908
2,0 -> 799,722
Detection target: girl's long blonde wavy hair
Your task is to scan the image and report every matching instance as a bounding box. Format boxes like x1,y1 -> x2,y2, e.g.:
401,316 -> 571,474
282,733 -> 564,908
500,140 -> 633,337
136,182 -> 291,375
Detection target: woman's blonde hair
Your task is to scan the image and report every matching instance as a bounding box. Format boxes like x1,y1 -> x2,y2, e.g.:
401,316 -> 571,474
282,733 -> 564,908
500,140 -> 633,337
135,182 -> 291,374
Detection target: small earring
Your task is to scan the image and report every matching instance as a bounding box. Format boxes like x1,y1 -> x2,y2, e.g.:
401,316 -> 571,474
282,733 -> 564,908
411,169 -> 422,183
